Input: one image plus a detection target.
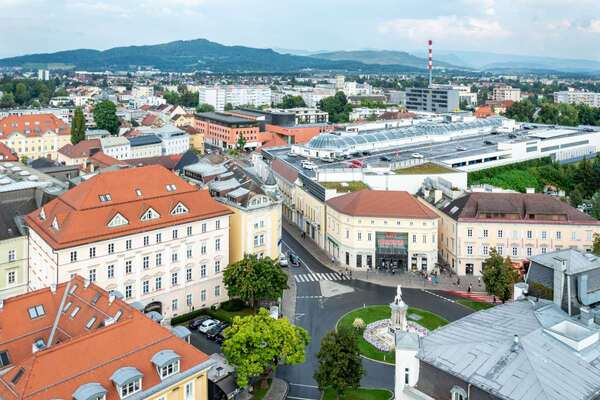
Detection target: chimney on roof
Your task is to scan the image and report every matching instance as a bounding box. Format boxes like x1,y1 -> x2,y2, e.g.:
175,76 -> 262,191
580,307 -> 595,326
104,316 -> 115,327
108,292 -> 116,305
50,283 -> 56,294
511,334 -> 520,352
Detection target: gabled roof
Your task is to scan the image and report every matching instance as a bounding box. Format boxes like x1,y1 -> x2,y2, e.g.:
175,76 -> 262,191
0,276 -> 211,400
0,142 -> 18,161
326,189 -> 437,219
58,139 -> 101,159
0,114 -> 70,138
25,165 -> 232,249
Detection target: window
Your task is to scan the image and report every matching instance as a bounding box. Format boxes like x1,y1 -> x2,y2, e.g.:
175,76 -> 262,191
215,260 -> 221,273
98,193 -> 112,202
120,379 -> 141,398
70,251 -> 78,263
422,234 -> 427,244
156,233 -> 162,243
572,231 -> 577,240
412,235 -> 416,244
125,285 -> 133,299
187,294 -> 193,306
185,381 -> 194,400
357,232 -> 362,241
89,247 -> 96,258
28,305 -> 45,319
85,316 -> 96,329
214,285 -> 221,297
201,264 -> 207,278
497,230 -> 503,238
527,247 -> 532,257
201,289 -> 207,302
201,242 -> 207,255
125,260 -> 132,274
171,272 -> 178,286
451,386 -> 467,400
467,228 -> 472,237
172,298 -> 178,311
108,243 -> 114,254
527,230 -> 533,239
541,247 -> 547,254
0,351 -> 10,367
466,245 -> 473,256
512,247 -> 518,256
126,239 -> 132,250
186,267 -> 192,281
107,264 -> 114,279
141,208 -> 160,221
161,360 -> 180,378
143,256 -> 149,269
541,231 -> 547,240
89,269 -> 96,282
404,367 -> 410,385
171,202 -> 188,215
482,245 -> 489,256
143,236 -> 150,246
172,229 -> 178,240
166,184 -> 177,192
143,280 -> 149,294
70,306 -> 80,319
216,220 -> 221,230
368,232 -> 372,241
156,253 -> 162,266
215,239 -> 221,251
171,251 -> 178,263
155,277 -> 162,290
186,226 -> 192,236
186,247 -> 192,259
7,271 -> 15,285
201,223 -> 207,233
556,231 -> 562,240
483,229 -> 488,238
496,245 -> 503,256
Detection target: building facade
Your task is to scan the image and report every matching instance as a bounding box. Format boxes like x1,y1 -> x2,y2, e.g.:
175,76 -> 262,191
198,85 -> 272,112
405,87 -> 460,113
25,165 -> 232,318
425,192 -> 600,276
100,136 -> 131,160
196,112 -> 267,150
0,114 -> 71,160
554,90 -> 600,107
492,85 -> 521,102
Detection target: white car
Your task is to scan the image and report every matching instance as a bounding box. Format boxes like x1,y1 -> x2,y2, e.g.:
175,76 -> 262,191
197,319 -> 220,334
411,153 -> 424,159
279,254 -> 289,267
303,162 -> 317,170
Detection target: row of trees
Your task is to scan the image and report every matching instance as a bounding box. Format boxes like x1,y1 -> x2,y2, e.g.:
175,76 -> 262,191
318,91 -> 353,123
504,98 -> 600,126
275,95 -> 306,109
0,78 -> 66,108
163,89 -> 199,108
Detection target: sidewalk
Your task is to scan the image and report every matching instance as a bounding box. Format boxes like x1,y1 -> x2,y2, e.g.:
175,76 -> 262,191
263,378 -> 289,400
283,220 -> 486,293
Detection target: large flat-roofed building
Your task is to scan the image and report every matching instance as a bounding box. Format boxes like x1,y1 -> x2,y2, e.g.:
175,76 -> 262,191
0,114 -> 71,160
198,85 -> 271,112
405,87 -> 460,113
0,275 -> 214,400
326,190 -> 438,271
196,112 -> 267,150
554,90 -> 600,107
425,192 -> 600,275
492,85 -> 521,102
25,165 -> 232,318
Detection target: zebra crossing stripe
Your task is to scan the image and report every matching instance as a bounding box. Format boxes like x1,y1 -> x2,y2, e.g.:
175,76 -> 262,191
317,273 -> 328,280
326,273 -> 337,280
294,272 -> 354,283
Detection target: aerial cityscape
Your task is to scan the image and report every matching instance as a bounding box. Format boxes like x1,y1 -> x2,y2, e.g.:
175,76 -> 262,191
2,1 -> 600,399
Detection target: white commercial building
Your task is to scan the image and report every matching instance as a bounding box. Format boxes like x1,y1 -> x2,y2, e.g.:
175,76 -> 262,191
137,126 -> 190,156
198,85 -> 272,111
492,85 -> 521,102
554,90 -> 600,107
132,86 -> 155,98
100,136 -> 131,160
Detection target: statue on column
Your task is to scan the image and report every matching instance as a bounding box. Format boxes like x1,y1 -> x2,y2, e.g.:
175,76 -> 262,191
390,284 -> 408,333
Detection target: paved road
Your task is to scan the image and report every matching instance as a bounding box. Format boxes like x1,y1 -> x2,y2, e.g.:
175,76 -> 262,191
278,229 -> 472,400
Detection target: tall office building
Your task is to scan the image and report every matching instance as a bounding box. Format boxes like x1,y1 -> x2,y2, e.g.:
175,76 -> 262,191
198,85 -> 272,111
405,87 -> 460,113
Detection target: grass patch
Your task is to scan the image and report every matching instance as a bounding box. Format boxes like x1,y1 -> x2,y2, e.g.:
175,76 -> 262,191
456,299 -> 494,311
322,388 -> 392,400
336,305 -> 448,364
321,181 -> 369,193
394,162 -> 455,175
252,378 -> 272,400
209,307 -> 254,323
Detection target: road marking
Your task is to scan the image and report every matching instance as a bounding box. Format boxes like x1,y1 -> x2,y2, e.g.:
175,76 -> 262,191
289,383 -> 320,388
422,289 -> 456,303
294,273 -> 349,283
296,295 -> 324,299
287,396 -> 318,400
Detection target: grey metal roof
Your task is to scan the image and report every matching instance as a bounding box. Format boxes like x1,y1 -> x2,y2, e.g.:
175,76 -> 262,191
529,249 -> 600,275
208,178 -> 240,192
146,311 -> 163,322
110,367 -> 143,386
151,349 -> 180,368
73,382 -> 107,400
227,187 -> 249,198
395,331 -> 420,350
128,135 -> 162,147
170,325 -> 192,339
130,301 -> 144,311
417,300 -> 600,400
184,162 -> 227,177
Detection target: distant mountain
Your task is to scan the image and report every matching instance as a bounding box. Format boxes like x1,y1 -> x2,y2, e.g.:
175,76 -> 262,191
311,50 -> 461,69
0,39 -> 423,73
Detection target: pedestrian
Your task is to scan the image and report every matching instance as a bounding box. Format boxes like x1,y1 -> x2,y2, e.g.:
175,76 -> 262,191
478,276 -> 481,286
493,295 -> 496,304
468,283 -> 472,293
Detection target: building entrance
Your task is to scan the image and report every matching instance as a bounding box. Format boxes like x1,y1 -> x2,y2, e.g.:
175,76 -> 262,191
375,232 -> 408,273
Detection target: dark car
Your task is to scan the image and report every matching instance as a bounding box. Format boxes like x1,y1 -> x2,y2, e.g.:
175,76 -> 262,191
508,133 -> 517,139
214,332 -> 226,344
484,140 -> 495,145
207,322 -> 230,341
289,253 -> 300,267
379,155 -> 392,162
189,315 -> 212,330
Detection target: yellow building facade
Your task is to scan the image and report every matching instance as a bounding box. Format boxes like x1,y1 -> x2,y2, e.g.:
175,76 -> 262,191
3,131 -> 70,160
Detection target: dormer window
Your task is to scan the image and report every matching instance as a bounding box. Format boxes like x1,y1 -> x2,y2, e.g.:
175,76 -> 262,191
135,189 -> 142,197
120,379 -> 141,398
171,202 -> 188,216
99,194 -> 112,202
51,217 -> 60,231
39,208 -> 46,221
160,359 -> 179,378
141,208 -> 160,221
151,349 -> 181,380
108,213 -> 129,228
28,304 -> 45,319
0,351 -> 10,368
73,383 -> 107,400
111,367 -> 143,399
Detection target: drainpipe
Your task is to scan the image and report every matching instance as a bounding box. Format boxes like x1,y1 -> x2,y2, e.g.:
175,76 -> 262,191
468,383 -> 472,399
567,275 -> 572,316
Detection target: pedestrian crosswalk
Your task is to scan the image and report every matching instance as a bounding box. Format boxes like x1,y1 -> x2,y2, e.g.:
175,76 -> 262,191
294,272 -> 350,283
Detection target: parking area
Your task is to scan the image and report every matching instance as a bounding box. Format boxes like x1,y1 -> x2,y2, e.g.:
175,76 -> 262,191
189,330 -> 222,355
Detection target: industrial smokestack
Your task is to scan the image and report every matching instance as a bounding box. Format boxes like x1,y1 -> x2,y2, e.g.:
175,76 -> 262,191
428,40 -> 433,87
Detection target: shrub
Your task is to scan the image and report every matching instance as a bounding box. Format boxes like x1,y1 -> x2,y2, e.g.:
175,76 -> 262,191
170,308 -> 210,326
527,282 -> 553,300
221,298 -> 245,312
352,317 -> 365,331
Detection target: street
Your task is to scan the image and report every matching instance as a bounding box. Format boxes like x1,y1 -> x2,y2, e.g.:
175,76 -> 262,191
278,229 -> 472,400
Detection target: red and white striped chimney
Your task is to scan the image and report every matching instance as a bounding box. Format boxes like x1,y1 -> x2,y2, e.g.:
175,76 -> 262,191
428,39 -> 433,87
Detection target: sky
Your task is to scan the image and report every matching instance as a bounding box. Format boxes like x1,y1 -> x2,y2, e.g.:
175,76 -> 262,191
1,0 -> 600,60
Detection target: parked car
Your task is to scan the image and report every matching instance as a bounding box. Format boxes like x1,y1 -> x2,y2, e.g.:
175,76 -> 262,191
508,133 -> 517,139
484,140 -> 495,145
320,156 -> 335,163
287,152 -> 297,157
362,150 -> 371,156
411,153 -> 424,159
269,306 -> 280,319
279,254 -> 289,267
214,332 -> 226,344
456,146 -> 467,151
379,155 -> 392,162
189,315 -> 212,330
198,319 -> 220,334
207,322 -> 230,340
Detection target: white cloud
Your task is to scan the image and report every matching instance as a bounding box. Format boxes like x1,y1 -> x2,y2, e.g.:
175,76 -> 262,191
545,19 -> 573,31
584,19 -> 600,33
378,15 -> 510,42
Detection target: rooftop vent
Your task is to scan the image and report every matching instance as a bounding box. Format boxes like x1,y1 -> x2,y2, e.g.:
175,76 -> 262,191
511,334 -> 520,352
546,320 -> 599,351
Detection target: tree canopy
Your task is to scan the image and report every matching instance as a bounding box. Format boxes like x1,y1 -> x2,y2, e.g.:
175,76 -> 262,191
222,254 -> 288,309
504,99 -> 600,126
318,91 -> 353,123
70,107 -> 86,144
196,103 -> 215,112
0,78 -> 63,108
222,308 -> 310,387
314,327 -> 364,399
163,89 -> 199,107
277,95 -> 306,109
482,249 -> 520,303
93,100 -> 120,135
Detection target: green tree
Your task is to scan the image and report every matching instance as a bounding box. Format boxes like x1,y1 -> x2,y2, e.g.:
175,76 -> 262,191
591,191 -> 600,220
569,186 -> 583,208
0,93 -> 16,108
14,82 -> 29,105
318,91 -> 352,123
504,99 -> 535,122
163,90 -> 180,105
224,102 -> 234,111
593,234 -> 600,256
70,107 -> 86,144
196,103 -> 215,112
279,95 -> 306,109
236,132 -> 247,151
93,100 -> 120,135
314,327 -> 364,399
482,249 -> 519,303
223,308 -> 310,387
222,254 -> 288,310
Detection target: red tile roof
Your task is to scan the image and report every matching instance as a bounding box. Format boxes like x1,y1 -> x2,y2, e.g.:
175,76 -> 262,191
88,151 -> 124,170
0,142 -> 18,161
58,139 -> 101,159
0,276 -> 210,400
271,158 -> 298,184
25,165 -> 232,249
326,189 -> 438,219
0,114 -> 70,138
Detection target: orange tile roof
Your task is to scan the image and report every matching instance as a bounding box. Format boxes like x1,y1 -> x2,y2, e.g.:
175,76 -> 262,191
88,151 -> 125,169
0,276 -> 210,400
0,114 -> 70,138
58,139 -> 101,159
25,165 -> 232,249
0,142 -> 18,161
326,189 -> 438,219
